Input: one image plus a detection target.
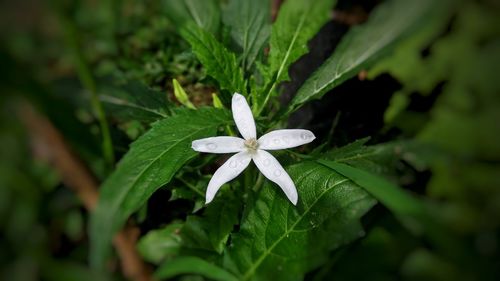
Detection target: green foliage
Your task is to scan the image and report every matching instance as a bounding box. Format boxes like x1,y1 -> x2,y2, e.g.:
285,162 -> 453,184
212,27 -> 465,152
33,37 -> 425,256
225,162 -> 376,280
289,0 -> 448,113
180,24 -> 247,96
155,256 -> 239,281
223,0 -> 271,71
90,108 -> 232,268
2,0 -> 499,280
40,261 -> 108,281
172,79 -> 196,109
162,0 -> 221,34
366,1 -> 457,123
318,160 -> 424,219
137,222 -> 183,264
255,0 -> 336,114
321,137 -> 404,175
100,81 -> 169,123
369,1 -> 500,234
181,192 -> 239,254
417,7 -> 500,235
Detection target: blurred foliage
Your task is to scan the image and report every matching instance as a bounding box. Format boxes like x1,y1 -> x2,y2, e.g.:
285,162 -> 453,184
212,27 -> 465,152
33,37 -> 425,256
1,0 -> 499,280
370,0 -> 500,236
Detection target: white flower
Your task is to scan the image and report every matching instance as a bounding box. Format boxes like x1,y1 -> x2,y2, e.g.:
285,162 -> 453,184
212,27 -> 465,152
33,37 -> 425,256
191,93 -> 315,205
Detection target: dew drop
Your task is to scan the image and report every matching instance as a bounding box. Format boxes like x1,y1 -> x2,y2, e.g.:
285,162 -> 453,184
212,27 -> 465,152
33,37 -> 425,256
263,159 -> 271,166
273,169 -> 281,177
282,136 -> 290,144
300,133 -> 309,140
273,138 -> 280,144
207,143 -> 217,150
229,160 -> 237,168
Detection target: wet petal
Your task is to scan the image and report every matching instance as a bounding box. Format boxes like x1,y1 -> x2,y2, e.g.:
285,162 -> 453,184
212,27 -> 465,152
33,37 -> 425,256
258,129 -> 315,150
232,93 -> 256,140
192,136 -> 245,154
206,151 -> 252,204
252,150 -> 298,205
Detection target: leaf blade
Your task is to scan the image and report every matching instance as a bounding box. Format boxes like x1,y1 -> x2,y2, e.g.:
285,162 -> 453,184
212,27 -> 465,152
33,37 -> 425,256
256,0 -> 336,114
180,25 -> 246,95
317,160 -> 425,217
163,0 -> 220,34
89,108 -> 231,268
223,0 -> 271,70
290,0 -> 443,112
225,161 -> 375,280
155,256 -> 239,281
99,81 -> 169,123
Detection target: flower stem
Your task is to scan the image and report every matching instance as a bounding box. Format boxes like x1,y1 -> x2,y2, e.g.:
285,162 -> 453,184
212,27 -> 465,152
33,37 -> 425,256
253,173 -> 264,192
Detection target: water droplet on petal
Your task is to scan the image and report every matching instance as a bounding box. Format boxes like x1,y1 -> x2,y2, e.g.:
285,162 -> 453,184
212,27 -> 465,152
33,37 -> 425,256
301,132 -> 309,140
282,136 -> 290,144
207,143 -> 217,150
229,160 -> 237,168
273,169 -> 281,177
263,159 -> 271,166
273,138 -> 280,144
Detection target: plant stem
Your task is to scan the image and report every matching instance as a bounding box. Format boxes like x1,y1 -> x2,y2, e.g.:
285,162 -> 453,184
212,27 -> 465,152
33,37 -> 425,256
176,176 -> 205,198
59,13 -> 115,167
253,173 -> 264,192
244,166 -> 253,191
253,80 -> 276,117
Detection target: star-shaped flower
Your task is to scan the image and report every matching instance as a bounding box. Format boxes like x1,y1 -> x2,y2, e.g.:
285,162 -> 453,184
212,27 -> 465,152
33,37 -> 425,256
191,93 -> 315,205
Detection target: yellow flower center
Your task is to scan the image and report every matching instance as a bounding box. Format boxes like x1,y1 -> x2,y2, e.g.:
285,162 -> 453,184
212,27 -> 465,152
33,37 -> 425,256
244,138 -> 259,152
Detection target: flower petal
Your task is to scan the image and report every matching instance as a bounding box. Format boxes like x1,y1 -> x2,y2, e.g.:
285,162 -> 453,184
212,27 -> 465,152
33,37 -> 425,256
252,150 -> 298,205
232,93 -> 256,140
206,151 -> 252,204
192,136 -> 245,154
258,129 -> 315,150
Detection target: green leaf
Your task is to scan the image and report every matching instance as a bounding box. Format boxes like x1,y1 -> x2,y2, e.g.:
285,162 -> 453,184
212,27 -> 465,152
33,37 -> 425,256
163,0 -> 220,34
155,256 -> 239,281
256,0 -> 336,115
180,24 -> 246,95
137,222 -> 183,264
225,161 -> 375,280
318,159 -> 471,263
181,192 -> 239,253
289,0 -> 443,112
323,138 -> 407,175
99,81 -> 169,123
317,160 -> 425,218
223,0 -> 271,71
89,108 -> 231,268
